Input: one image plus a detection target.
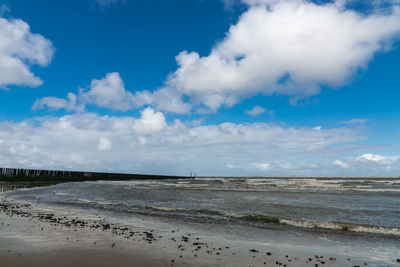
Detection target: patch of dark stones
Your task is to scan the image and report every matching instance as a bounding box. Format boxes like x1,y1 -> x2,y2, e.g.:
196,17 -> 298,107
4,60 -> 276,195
0,201 -> 387,266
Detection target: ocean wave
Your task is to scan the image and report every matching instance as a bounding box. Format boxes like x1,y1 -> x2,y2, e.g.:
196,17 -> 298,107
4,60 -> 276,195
278,218 -> 400,236
38,196 -> 400,237
151,206 -> 400,236
89,178 -> 400,193
150,206 -> 186,212
230,214 -> 400,236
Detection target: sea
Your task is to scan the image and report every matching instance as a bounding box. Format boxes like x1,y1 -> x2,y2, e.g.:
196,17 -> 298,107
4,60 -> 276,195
4,177 -> 400,237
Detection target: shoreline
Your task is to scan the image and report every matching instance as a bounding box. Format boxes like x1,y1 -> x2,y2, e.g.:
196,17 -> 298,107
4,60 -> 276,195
1,180 -> 400,266
1,198 -> 399,266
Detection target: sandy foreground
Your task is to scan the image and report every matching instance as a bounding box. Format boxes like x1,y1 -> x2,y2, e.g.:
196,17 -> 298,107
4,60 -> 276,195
0,199 -> 399,267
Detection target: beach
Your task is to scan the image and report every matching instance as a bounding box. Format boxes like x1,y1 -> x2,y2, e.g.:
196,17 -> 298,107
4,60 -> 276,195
0,178 -> 399,266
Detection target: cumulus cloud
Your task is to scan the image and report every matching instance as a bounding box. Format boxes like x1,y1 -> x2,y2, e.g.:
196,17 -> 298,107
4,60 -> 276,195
326,153 -> 400,173
0,16 -> 54,88
132,107 -> 167,134
156,0 -> 400,111
97,137 -> 112,151
223,0 -> 400,9
228,152 -> 400,174
79,72 -> 134,111
245,105 -> 274,116
355,153 -> 400,165
35,1 -> 400,114
332,159 -> 349,168
249,162 -> 272,170
34,72 -> 135,112
133,88 -> 191,114
33,93 -> 81,112
0,111 -> 372,175
35,72 -> 191,114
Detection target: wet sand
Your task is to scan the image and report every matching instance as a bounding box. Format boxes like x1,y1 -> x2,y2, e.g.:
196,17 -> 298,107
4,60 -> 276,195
0,249 -> 170,267
1,199 -> 399,267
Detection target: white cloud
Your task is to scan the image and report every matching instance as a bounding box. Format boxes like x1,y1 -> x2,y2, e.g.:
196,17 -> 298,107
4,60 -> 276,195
339,118 -> 369,124
355,153 -> 400,165
321,153 -> 400,173
229,152 -> 400,174
80,72 -> 134,111
159,0 -> 400,111
249,162 -> 272,170
34,72 -> 135,112
245,105 -> 272,116
35,72 -> 191,114
0,111 -> 371,175
332,159 -> 349,168
191,118 -> 205,126
223,0 -> 400,9
35,1 -> 400,114
4,108 -> 400,175
133,88 -> 191,114
97,137 -> 112,151
33,93 -> 81,112
132,107 -> 167,134
33,97 -> 68,110
0,16 -> 54,88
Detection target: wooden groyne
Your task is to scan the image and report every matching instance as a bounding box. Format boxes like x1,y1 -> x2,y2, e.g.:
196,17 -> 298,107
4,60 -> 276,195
0,167 -> 185,182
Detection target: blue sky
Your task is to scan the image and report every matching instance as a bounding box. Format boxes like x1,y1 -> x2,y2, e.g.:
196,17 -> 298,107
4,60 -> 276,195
0,0 -> 400,176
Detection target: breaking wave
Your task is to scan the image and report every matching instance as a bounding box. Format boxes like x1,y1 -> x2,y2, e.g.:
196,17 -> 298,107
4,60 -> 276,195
71,198 -> 400,237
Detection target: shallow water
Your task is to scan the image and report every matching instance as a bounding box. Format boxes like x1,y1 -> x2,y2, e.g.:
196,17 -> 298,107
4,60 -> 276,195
5,177 -> 400,237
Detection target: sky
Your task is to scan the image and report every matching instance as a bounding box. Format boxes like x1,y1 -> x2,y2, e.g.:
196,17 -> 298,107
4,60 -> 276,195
0,0 -> 400,176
